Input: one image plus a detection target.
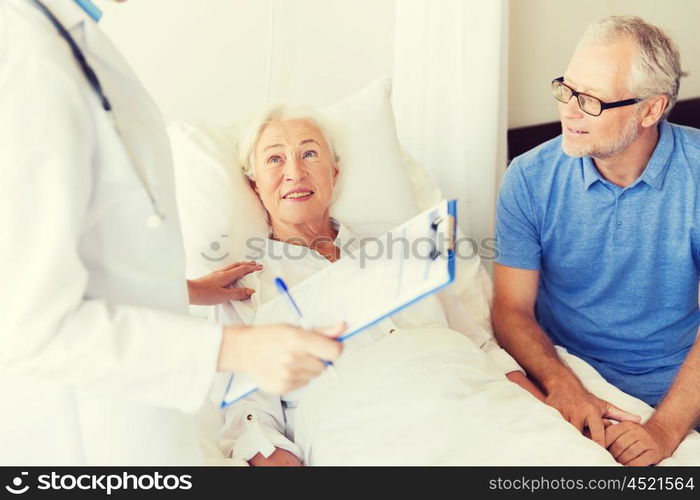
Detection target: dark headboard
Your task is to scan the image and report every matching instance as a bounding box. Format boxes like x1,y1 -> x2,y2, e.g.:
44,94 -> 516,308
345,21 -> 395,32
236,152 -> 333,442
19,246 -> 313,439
507,97 -> 700,162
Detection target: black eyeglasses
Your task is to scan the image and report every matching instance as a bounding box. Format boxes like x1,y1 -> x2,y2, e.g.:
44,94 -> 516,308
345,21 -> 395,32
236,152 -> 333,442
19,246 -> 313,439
551,77 -> 642,117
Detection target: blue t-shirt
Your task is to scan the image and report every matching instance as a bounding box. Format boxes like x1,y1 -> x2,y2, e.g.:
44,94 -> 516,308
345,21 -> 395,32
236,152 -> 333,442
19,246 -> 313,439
496,120 -> 700,406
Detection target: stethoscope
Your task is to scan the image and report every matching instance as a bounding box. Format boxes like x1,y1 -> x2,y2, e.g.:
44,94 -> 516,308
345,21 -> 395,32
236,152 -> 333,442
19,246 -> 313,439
29,0 -> 166,228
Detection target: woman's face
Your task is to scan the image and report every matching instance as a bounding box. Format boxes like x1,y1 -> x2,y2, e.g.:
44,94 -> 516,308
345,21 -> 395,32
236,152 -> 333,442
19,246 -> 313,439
253,119 -> 339,227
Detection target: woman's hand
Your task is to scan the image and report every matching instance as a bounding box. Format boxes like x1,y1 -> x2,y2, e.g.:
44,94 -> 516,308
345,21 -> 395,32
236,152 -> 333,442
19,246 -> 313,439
605,420 -> 676,466
248,448 -> 302,466
187,261 -> 263,305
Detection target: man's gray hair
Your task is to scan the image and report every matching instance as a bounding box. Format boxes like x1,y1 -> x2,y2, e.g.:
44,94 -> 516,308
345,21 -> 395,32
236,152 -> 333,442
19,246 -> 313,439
578,15 -> 688,119
238,104 -> 341,180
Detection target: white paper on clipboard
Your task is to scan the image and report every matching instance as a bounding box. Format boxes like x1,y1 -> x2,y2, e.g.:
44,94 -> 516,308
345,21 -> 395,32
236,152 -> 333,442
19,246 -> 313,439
220,199 -> 457,407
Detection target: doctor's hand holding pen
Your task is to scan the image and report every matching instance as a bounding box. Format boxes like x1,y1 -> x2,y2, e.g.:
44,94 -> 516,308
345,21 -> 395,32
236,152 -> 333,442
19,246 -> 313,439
217,322 -> 345,394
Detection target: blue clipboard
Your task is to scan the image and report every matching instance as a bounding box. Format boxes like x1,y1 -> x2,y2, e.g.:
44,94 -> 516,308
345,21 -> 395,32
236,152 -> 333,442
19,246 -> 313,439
220,199 -> 457,408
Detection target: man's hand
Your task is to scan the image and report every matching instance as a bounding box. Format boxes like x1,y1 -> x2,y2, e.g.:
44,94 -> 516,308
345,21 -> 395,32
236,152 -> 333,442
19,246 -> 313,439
248,448 -> 302,466
187,261 -> 263,305
218,323 -> 344,394
605,421 -> 675,466
545,385 -> 640,447
492,264 -> 640,447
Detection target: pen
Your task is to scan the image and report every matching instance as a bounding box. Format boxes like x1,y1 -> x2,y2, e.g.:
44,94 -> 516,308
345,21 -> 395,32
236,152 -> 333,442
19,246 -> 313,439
274,277 -> 339,378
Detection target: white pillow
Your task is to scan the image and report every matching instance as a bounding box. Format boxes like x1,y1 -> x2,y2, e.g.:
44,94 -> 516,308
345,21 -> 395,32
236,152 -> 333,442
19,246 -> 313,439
325,78 -> 418,236
168,122 -> 268,279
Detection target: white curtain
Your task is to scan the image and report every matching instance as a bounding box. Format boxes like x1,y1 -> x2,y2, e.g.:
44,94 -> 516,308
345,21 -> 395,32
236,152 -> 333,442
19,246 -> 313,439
392,0 -> 509,250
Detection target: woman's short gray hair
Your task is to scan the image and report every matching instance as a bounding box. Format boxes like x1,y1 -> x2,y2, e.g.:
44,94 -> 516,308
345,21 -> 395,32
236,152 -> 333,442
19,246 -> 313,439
238,104 -> 341,180
578,15 -> 688,119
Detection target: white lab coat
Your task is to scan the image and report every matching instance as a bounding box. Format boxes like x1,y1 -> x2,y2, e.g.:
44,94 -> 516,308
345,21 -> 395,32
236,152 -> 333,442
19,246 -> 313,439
0,0 -> 221,464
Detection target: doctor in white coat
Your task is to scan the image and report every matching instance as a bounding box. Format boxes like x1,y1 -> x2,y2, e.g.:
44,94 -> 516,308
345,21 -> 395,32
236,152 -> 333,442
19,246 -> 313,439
0,0 -> 343,465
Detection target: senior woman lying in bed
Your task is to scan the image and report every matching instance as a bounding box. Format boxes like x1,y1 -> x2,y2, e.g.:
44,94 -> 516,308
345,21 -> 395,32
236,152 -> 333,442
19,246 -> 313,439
208,105 -> 700,466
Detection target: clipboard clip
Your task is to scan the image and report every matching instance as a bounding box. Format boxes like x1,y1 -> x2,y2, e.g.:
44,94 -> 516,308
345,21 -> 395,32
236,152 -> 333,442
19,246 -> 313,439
429,215 -> 456,259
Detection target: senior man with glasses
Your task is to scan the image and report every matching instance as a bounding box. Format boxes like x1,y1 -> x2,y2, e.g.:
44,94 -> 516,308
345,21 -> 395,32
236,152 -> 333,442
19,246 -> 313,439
492,15 -> 700,466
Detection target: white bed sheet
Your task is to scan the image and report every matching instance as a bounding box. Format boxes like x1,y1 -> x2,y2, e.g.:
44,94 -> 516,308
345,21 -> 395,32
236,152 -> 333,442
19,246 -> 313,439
199,328 -> 700,465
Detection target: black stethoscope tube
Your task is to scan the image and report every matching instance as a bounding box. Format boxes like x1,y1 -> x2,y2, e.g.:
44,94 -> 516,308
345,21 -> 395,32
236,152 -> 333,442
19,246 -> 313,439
29,0 -> 112,112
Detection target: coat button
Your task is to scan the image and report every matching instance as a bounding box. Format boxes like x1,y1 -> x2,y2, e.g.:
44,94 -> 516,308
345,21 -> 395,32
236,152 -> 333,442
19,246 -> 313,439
146,214 -> 163,228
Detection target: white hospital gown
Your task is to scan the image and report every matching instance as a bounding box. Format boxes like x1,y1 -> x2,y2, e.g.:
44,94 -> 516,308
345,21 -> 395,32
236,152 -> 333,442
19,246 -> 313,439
208,221 -> 618,465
